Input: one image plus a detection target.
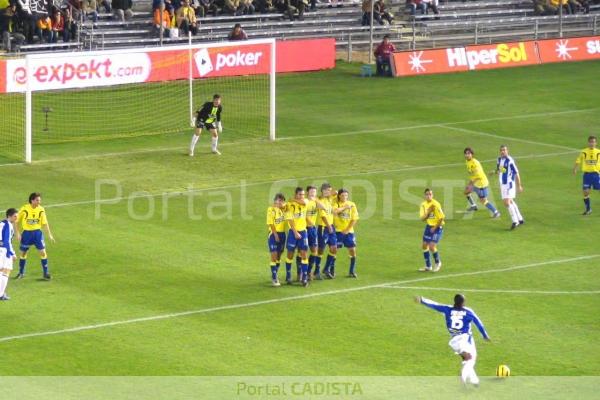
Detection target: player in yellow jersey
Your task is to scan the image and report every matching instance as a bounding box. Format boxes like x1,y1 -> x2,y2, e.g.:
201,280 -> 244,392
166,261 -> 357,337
304,186 -> 320,281
266,193 -> 287,287
332,188 -> 359,278
285,187 -> 310,287
464,148 -> 501,218
315,183 -> 338,280
572,135 -> 600,215
419,188 -> 444,272
15,192 -> 55,280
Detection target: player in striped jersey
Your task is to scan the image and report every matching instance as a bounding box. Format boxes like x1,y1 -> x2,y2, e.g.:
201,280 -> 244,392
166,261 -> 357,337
415,294 -> 490,387
494,145 -> 524,230
266,193 -> 287,287
0,209 -> 18,301
572,136 -> 600,215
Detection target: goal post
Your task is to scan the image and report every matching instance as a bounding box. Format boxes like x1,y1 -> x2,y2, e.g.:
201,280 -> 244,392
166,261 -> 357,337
18,38 -> 276,163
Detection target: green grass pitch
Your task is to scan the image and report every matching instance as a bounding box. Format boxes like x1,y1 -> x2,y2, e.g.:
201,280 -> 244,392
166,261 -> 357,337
0,60 -> 599,389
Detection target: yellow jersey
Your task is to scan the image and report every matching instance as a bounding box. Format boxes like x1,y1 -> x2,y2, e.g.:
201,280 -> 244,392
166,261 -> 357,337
305,199 -> 318,227
18,204 -> 48,231
333,200 -> 359,233
317,195 -> 336,227
466,158 -> 489,188
286,201 -> 307,232
266,206 -> 286,234
575,148 -> 600,173
420,199 -> 445,227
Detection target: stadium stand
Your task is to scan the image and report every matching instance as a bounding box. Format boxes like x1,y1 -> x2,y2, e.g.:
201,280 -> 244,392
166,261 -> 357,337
1,0 -> 599,54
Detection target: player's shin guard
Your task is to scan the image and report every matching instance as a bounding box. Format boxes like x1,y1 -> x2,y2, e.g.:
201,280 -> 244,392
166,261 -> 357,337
466,194 -> 476,207
308,254 -> 316,275
285,258 -> 293,281
484,200 -> 498,214
190,134 -> 199,152
0,272 -> 8,297
423,250 -> 431,269
323,255 -> 333,273
508,203 -> 519,224
584,197 -> 591,212
270,262 -> 278,281
19,256 -> 27,275
349,256 -> 356,274
512,202 -> 523,221
330,255 -> 337,275
211,137 -> 218,152
432,251 -> 440,265
462,359 -> 478,385
301,259 -> 309,282
295,256 -> 302,277
41,258 -> 49,275
314,255 -> 322,275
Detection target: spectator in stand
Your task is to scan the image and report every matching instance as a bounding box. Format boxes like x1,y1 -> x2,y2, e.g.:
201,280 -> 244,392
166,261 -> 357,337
112,0 -> 132,21
50,7 -> 65,41
240,0 -> 254,14
361,0 -> 372,25
421,0 -> 439,18
548,0 -> 574,13
62,6 -> 76,41
98,0 -> 110,12
16,0 -> 37,43
255,0 -> 274,13
374,34 -> 395,76
192,0 -> 217,17
374,0 -> 393,24
228,22 -> 247,40
223,0 -> 241,14
82,0 -> 98,22
292,0 -> 306,20
405,0 -> 425,15
36,12 -> 51,41
153,0 -> 170,36
176,0 -> 197,34
0,0 -> 11,36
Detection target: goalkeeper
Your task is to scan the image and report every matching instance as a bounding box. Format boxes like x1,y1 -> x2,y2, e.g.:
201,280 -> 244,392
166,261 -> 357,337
189,94 -> 223,156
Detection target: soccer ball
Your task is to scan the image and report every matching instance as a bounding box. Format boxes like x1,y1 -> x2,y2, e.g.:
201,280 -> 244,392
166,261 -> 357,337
496,364 -> 511,377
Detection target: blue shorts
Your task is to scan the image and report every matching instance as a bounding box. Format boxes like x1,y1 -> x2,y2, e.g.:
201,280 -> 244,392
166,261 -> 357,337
336,232 -> 356,248
20,229 -> 45,251
268,232 -> 286,253
422,226 -> 443,244
583,172 -> 600,190
317,226 -> 337,249
307,226 -> 318,248
286,229 -> 309,252
472,186 -> 489,199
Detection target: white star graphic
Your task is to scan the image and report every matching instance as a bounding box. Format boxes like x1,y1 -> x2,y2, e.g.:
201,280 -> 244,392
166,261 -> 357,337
408,51 -> 433,73
555,39 -> 578,60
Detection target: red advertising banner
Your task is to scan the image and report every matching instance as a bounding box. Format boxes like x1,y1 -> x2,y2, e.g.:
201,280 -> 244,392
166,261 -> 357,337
392,41 -> 538,77
1,38 -> 334,93
537,36 -> 600,63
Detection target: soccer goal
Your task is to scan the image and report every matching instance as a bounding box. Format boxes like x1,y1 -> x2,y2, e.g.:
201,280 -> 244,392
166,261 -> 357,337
0,38 -> 276,163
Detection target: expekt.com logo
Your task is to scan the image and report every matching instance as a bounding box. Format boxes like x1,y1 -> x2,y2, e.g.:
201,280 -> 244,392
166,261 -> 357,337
447,43 -> 532,70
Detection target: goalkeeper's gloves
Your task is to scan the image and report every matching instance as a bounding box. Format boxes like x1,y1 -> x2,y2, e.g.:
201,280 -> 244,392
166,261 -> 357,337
217,121 -> 223,133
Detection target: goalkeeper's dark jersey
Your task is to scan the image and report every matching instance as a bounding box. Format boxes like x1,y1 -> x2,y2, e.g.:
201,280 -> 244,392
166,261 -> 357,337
196,102 -> 222,124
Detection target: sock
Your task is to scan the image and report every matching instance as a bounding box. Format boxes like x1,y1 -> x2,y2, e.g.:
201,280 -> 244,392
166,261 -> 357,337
0,273 -> 7,297
308,254 -> 316,275
462,359 -> 478,385
466,194 -> 476,207
301,259 -> 309,281
330,255 -> 337,275
270,262 -> 278,281
484,200 -> 498,214
41,258 -> 49,275
296,256 -> 301,277
461,361 -> 469,384
285,259 -> 292,281
349,256 -> 356,274
433,251 -> 440,265
211,136 -> 218,152
512,201 -> 523,221
190,134 -> 199,152
324,254 -> 333,273
19,257 -> 26,275
423,250 -> 431,268
584,197 -> 591,211
468,360 -> 479,385
314,255 -> 322,274
508,203 -> 519,224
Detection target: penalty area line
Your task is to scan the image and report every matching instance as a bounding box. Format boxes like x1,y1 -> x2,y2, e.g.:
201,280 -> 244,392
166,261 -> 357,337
380,286 -> 600,295
0,254 -> 597,344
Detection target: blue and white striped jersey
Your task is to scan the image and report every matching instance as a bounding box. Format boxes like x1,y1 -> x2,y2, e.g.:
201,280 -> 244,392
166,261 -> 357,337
420,297 -> 490,339
0,219 -> 15,258
497,156 -> 519,185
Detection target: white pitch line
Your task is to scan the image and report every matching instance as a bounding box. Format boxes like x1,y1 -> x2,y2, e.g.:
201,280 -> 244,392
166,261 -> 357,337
444,126 -> 577,151
41,149 -> 575,210
0,107 -> 595,167
380,286 -> 600,295
0,254 -> 596,344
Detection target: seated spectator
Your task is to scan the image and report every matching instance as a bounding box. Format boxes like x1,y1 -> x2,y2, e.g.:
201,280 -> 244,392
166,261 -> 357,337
112,0 -> 132,21
374,0 -> 393,24
421,0 -> 439,18
153,1 -> 171,36
240,0 -> 254,14
1,0 -> 11,36
50,7 -> 65,41
98,0 -> 111,12
374,34 -> 395,76
361,0 -> 372,25
223,0 -> 241,15
228,22 -> 247,40
291,0 -> 306,20
36,13 -> 52,41
191,0 -> 217,17
176,0 -> 197,34
548,0 -> 574,13
255,0 -> 274,13
405,0 -> 425,16
82,0 -> 98,22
